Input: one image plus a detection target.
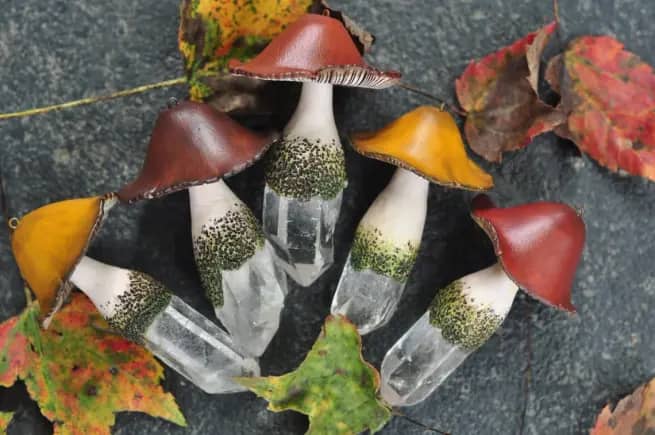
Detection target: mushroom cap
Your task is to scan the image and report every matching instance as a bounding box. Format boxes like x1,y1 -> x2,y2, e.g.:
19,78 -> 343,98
471,195 -> 585,312
118,101 -> 274,203
11,194 -> 116,326
228,14 -> 400,89
351,106 -> 494,190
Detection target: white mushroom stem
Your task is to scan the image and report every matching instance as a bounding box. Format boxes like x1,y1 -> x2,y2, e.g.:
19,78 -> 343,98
188,179 -> 242,240
459,262 -> 519,316
69,256 -> 132,319
358,167 -> 429,246
284,82 -> 340,144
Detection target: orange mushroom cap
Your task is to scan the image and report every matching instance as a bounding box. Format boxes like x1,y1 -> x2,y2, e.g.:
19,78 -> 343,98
471,194 -> 586,312
11,194 -> 116,326
118,101 -> 274,203
228,14 -> 400,89
351,106 -> 494,190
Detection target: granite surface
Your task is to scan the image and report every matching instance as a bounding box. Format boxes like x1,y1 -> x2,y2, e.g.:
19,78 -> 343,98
1,1 -> 655,434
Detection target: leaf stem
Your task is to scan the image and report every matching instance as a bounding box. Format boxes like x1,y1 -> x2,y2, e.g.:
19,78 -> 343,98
398,82 -> 467,116
0,77 -> 188,121
393,410 -> 451,435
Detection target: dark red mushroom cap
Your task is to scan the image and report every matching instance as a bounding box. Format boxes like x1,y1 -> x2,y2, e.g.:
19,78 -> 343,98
118,101 -> 274,203
471,195 -> 586,312
228,14 -> 400,89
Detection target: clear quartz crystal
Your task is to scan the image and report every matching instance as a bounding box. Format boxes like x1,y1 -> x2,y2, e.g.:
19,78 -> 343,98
262,82 -> 345,287
189,180 -> 287,357
380,313 -> 471,406
143,296 -> 260,394
70,256 -> 260,395
264,185 -> 342,286
331,168 -> 428,334
217,241 -> 288,357
380,263 -> 519,406
331,256 -> 405,334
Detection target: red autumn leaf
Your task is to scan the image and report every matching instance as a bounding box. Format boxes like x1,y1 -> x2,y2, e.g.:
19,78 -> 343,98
590,378 -> 655,434
456,21 -> 565,162
547,36 -> 655,180
0,292 -> 186,435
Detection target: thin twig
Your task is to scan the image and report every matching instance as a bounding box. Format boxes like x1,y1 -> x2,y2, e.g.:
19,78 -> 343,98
394,410 -> 451,435
398,82 -> 467,116
0,77 -> 187,121
518,304 -> 533,435
553,0 -> 560,25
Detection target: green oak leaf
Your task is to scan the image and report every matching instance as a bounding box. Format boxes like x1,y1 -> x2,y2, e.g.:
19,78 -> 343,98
237,315 -> 391,435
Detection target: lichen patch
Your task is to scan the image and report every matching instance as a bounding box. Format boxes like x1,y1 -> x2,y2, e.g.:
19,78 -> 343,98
428,280 -> 504,350
349,227 -> 419,283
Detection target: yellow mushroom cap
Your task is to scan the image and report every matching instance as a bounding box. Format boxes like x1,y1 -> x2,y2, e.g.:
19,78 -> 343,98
11,194 -> 116,326
351,106 -> 494,190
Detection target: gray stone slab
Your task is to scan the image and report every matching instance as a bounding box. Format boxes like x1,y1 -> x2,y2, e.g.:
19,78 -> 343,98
1,0 -> 654,434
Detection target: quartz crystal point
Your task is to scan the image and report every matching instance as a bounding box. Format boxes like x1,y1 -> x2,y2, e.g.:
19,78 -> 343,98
331,168 -> 428,334
70,256 -> 260,394
263,82 -> 347,286
189,179 -> 287,357
380,263 -> 518,406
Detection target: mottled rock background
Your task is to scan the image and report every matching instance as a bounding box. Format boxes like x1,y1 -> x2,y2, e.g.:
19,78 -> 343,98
1,1 -> 654,434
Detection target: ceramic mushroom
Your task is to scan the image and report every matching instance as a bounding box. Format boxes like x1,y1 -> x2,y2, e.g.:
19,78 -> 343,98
11,195 -> 259,394
118,100 -> 286,358
229,13 -> 401,286
380,195 -> 585,407
330,106 -> 494,334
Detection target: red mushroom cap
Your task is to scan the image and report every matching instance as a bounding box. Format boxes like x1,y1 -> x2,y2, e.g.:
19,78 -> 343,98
118,101 -> 273,203
228,14 -> 400,89
471,194 -> 585,312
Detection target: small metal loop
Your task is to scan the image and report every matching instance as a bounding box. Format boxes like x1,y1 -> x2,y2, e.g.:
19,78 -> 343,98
166,97 -> 179,109
322,9 -> 331,16
7,217 -> 19,230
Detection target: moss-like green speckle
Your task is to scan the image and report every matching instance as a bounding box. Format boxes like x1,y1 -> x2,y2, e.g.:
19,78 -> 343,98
193,203 -> 264,308
350,227 -> 419,283
264,136 -> 347,200
428,281 -> 503,350
107,272 -> 172,343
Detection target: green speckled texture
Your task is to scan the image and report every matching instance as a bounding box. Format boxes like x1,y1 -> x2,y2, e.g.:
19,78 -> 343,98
264,136 -> 347,200
429,280 -> 504,350
107,271 -> 172,342
350,227 -> 419,283
193,203 -> 264,308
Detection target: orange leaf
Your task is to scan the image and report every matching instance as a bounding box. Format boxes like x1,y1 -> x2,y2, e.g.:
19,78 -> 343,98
351,106 -> 494,191
550,36 -> 655,181
456,21 -> 564,163
0,293 -> 186,434
10,195 -> 115,325
177,0 -> 373,113
591,378 -> 655,435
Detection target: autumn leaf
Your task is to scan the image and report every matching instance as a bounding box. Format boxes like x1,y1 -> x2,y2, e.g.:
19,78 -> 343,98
0,292 -> 186,435
547,36 -> 655,181
236,315 -> 391,435
591,378 -> 655,434
0,411 -> 14,433
178,0 -> 373,113
456,21 -> 565,162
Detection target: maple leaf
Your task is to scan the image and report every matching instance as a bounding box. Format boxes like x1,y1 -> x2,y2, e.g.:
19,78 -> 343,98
237,315 -> 391,435
0,292 -> 186,435
547,36 -> 655,181
177,0 -> 373,114
591,378 -> 655,434
0,411 -> 14,433
456,21 -> 565,162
